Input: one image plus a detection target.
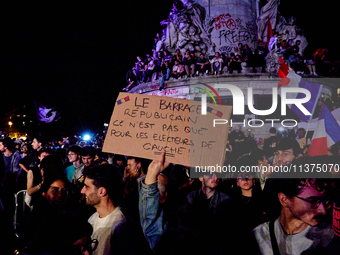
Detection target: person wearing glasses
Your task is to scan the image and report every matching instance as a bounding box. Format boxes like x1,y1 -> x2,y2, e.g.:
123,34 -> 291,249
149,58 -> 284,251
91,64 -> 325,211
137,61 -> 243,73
252,178 -> 333,255
64,145 -> 83,182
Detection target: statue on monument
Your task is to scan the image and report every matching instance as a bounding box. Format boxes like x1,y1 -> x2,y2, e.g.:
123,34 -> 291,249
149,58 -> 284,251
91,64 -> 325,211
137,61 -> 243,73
257,2 -> 308,55
256,0 -> 279,42
277,16 -> 308,55
160,0 -> 215,55
257,1 -> 309,72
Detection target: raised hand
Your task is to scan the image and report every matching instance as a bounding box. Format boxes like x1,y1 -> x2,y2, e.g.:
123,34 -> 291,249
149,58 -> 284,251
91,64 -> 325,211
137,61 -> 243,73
145,152 -> 170,185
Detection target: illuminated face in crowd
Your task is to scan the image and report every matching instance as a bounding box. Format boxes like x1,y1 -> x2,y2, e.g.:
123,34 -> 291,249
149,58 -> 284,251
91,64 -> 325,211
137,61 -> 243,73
237,173 -> 254,191
116,159 -> 124,167
0,142 -> 5,152
126,158 -> 141,179
21,145 -> 28,153
200,173 -> 219,190
68,151 -> 79,163
286,183 -> 327,227
82,155 -> 94,168
297,130 -> 305,139
32,138 -> 41,150
43,179 -> 68,206
81,178 -> 101,207
273,149 -> 295,166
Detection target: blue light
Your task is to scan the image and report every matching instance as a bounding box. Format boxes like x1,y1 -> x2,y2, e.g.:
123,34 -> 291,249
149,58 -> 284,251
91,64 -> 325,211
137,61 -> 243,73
278,127 -> 285,132
83,134 -> 91,141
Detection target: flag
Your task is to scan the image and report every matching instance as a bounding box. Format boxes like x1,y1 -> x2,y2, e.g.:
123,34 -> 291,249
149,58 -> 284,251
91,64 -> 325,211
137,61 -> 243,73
308,105 -> 340,157
278,61 -> 322,122
35,101 -> 61,123
266,16 -> 273,47
278,58 -> 290,89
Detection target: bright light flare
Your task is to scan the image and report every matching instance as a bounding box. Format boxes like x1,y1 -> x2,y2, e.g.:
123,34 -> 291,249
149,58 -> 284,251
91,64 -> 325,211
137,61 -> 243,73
83,134 -> 91,141
278,126 -> 285,132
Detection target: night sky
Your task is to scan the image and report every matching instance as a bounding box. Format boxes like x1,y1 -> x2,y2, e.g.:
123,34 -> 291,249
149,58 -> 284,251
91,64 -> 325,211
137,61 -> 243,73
3,0 -> 339,138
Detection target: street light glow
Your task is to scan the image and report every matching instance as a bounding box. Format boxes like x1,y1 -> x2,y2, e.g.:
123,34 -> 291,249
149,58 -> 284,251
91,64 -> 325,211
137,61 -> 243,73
83,134 -> 91,141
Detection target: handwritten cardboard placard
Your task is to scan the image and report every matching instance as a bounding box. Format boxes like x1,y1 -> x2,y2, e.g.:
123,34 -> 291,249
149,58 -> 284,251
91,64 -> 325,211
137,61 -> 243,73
102,92 -> 232,167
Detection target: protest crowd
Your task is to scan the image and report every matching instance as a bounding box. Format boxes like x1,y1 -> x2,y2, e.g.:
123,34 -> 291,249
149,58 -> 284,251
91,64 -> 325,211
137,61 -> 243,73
2,1 -> 340,254
1,116 -> 340,255
123,32 -> 336,92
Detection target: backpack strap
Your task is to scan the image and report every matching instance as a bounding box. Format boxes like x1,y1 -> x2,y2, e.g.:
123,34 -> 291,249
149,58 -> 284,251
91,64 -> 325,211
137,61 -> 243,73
269,220 -> 281,255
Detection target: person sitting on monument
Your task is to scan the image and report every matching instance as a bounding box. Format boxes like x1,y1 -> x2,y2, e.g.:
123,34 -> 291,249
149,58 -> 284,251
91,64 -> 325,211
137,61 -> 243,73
268,32 -> 279,52
171,59 -> 186,79
135,56 -> 144,83
291,54 -> 309,74
138,61 -> 148,83
227,53 -> 242,73
159,60 -> 171,91
242,44 -> 252,63
291,40 -> 300,55
220,53 -> 228,71
142,56 -> 156,82
251,40 -> 267,73
196,53 -> 210,75
316,48 -> 331,76
153,51 -> 163,80
235,42 -> 243,58
304,54 -> 317,75
284,39 -> 294,59
123,66 -> 137,91
174,49 -> 183,63
251,50 -> 266,73
210,51 -> 223,74
279,39 -> 287,54
162,50 -> 172,64
189,52 -> 197,74
182,50 -> 195,77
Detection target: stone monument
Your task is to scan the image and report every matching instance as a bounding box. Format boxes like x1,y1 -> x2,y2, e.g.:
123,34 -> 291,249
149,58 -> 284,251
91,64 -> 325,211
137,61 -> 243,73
159,0 -> 307,60
160,0 -> 258,56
